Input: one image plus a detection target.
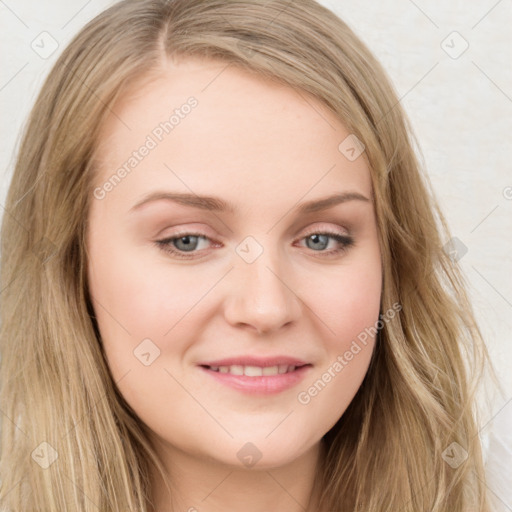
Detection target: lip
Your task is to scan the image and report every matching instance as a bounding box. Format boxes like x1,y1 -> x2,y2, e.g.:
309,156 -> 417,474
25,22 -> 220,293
197,356 -> 312,395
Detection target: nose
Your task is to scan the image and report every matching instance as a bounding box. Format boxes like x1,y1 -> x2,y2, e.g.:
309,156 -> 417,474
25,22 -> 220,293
223,246 -> 303,335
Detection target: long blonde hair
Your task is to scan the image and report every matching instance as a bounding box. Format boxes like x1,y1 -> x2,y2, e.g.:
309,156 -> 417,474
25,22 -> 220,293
0,1 -> 498,510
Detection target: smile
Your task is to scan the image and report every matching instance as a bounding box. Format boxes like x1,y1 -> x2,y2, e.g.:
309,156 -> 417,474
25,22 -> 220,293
198,364 -> 312,394
204,364 -> 301,376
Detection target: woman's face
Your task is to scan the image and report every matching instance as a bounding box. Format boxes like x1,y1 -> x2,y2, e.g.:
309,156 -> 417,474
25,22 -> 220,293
87,57 -> 382,469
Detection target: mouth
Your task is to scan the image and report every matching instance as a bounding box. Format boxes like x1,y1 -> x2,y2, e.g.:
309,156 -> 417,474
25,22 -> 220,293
197,362 -> 312,394
200,363 -> 309,376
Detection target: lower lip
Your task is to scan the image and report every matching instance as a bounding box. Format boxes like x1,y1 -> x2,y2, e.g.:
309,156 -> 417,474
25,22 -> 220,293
198,365 -> 312,395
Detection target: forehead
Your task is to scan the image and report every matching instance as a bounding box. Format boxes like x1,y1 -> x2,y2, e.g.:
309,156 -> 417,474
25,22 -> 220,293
92,57 -> 373,214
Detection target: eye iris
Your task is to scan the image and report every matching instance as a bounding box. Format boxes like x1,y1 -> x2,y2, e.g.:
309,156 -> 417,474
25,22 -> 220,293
174,235 -> 199,252
307,234 -> 329,251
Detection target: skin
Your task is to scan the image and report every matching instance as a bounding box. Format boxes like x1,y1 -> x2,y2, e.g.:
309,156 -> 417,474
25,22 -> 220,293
87,56 -> 382,512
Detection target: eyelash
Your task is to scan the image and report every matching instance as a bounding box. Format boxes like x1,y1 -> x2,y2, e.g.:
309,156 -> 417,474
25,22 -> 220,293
154,229 -> 355,260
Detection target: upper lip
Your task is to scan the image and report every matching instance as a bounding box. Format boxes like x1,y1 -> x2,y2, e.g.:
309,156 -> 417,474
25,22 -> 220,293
197,356 -> 311,368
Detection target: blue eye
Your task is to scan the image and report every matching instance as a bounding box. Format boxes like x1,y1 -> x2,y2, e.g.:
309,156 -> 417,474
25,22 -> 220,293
155,233 -> 212,260
155,231 -> 354,260
302,233 -> 352,252
167,234 -> 205,252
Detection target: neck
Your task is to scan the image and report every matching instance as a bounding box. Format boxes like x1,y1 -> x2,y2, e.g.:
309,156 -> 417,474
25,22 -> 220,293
148,439 -> 326,512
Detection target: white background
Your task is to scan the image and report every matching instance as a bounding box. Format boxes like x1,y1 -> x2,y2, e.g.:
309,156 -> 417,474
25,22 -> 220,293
1,1 -> 511,509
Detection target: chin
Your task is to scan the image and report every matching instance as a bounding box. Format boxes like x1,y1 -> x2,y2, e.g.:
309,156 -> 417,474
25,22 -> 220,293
214,436 -> 318,471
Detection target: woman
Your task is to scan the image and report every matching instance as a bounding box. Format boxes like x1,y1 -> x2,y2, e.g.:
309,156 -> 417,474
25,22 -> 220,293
0,1 -> 497,510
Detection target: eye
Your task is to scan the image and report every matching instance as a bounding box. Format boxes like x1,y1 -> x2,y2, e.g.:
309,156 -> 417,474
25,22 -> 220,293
296,230 -> 354,257
155,230 -> 354,260
155,232 -> 214,260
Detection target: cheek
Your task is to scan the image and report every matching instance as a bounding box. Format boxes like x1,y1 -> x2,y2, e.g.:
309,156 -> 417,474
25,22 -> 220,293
310,251 -> 382,351
87,246 -> 208,428
89,224 -> 208,330
87,236 -> 229,386
87,237 -> 184,367
296,249 -> 381,417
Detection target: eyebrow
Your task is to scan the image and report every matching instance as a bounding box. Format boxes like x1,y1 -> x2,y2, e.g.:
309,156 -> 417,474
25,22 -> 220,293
129,190 -> 371,214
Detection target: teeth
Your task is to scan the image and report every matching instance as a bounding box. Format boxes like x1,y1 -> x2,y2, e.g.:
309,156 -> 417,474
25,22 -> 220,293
209,364 -> 298,376
244,365 -> 263,376
278,364 -> 289,374
230,365 -> 244,375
